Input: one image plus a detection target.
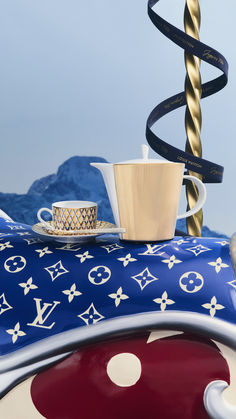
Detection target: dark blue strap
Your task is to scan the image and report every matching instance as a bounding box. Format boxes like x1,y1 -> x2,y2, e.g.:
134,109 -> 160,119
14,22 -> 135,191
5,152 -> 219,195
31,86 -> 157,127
146,0 -> 228,183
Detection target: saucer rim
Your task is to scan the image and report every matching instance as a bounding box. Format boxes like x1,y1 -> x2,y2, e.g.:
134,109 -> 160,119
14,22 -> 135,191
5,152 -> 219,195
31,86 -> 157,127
41,220 -> 114,236
32,220 -> 115,242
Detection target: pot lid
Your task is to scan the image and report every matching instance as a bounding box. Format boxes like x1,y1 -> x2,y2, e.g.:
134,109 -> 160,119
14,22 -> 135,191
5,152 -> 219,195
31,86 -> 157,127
115,144 -> 167,165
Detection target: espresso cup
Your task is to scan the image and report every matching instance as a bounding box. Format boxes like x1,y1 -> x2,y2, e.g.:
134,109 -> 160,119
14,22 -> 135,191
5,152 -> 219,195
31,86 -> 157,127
37,201 -> 97,232
114,162 -> 206,241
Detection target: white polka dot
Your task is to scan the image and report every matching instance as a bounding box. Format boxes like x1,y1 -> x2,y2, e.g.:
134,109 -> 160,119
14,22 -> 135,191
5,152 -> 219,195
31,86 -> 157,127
107,353 -> 142,387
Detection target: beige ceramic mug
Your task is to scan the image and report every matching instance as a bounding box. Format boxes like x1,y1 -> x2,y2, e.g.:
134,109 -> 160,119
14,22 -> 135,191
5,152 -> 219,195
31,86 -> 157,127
37,201 -> 97,233
114,162 -> 206,241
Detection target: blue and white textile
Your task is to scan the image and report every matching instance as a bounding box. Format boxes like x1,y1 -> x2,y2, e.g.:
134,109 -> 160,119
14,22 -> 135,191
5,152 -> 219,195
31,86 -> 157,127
0,216 -> 235,356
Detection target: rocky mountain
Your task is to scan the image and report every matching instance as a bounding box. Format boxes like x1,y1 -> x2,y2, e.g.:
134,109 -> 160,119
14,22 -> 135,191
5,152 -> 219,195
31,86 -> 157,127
0,156 -> 228,238
0,156 -> 112,226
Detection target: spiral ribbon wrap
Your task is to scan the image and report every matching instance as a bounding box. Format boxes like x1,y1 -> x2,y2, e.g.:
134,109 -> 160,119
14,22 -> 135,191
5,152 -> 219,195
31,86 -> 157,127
146,0 -> 228,184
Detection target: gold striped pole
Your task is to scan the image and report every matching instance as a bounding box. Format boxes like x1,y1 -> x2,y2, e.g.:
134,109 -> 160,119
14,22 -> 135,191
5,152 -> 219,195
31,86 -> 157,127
184,0 -> 203,237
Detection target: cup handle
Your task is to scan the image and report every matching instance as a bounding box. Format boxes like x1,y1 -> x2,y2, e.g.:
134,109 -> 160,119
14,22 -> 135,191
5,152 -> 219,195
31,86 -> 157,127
37,208 -> 53,230
177,175 -> 207,220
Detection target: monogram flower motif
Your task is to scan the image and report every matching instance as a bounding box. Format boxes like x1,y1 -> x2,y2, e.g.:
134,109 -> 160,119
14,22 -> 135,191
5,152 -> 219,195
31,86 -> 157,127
6,322 -> 26,344
78,303 -> 104,325
0,293 -> 12,315
75,251 -> 94,263
0,241 -> 13,251
62,283 -> 82,303
45,261 -> 69,281
161,255 -> 182,269
4,256 -> 26,273
172,239 -> 189,245
19,277 -> 38,295
208,257 -> 229,273
109,287 -> 129,307
117,253 -> 137,267
88,266 -> 111,285
35,247 -> 53,258
186,245 -> 211,256
179,271 -> 204,293
202,296 -> 225,318
228,280 -> 236,290
101,243 -> 124,253
215,241 -> 229,246
131,267 -> 158,291
153,291 -> 175,311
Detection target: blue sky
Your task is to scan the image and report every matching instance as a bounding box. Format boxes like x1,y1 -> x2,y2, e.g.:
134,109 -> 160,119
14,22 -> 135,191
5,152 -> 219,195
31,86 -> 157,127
0,0 -> 235,235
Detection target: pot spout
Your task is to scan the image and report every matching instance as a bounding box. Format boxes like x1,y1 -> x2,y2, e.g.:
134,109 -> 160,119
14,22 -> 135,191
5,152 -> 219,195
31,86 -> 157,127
90,163 -> 120,227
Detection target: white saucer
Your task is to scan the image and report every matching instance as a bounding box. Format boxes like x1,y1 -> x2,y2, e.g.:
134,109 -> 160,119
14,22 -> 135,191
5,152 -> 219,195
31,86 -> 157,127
32,221 -> 124,243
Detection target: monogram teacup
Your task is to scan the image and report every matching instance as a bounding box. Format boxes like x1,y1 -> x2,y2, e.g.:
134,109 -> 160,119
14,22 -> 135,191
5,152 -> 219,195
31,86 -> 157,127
37,201 -> 97,233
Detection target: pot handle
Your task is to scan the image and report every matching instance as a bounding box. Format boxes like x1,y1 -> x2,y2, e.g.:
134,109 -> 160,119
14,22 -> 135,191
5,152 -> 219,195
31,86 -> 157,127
177,175 -> 207,220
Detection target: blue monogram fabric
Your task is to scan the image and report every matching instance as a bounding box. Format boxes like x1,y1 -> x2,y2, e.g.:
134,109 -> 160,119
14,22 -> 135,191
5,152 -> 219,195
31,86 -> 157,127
0,216 -> 235,356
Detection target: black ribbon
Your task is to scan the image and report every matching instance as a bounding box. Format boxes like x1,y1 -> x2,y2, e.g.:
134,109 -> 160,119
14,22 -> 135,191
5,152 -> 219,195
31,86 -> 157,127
146,0 -> 228,183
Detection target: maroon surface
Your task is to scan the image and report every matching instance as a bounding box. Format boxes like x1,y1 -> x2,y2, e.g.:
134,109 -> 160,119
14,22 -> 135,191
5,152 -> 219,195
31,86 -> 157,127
31,333 -> 230,419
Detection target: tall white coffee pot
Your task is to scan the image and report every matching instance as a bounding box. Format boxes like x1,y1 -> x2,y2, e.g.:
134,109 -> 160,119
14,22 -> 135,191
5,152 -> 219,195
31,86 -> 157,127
91,145 -> 206,241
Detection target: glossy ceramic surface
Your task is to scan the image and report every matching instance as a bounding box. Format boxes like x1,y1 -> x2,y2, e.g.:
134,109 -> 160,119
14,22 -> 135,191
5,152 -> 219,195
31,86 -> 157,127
91,145 -> 206,240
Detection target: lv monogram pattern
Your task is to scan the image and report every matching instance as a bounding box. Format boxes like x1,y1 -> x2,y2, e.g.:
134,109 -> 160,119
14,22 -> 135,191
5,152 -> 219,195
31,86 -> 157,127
0,216 -> 235,356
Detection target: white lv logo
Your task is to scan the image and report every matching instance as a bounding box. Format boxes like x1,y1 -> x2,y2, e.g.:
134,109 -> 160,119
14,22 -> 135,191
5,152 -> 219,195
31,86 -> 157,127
139,244 -> 167,255
27,298 -> 60,329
